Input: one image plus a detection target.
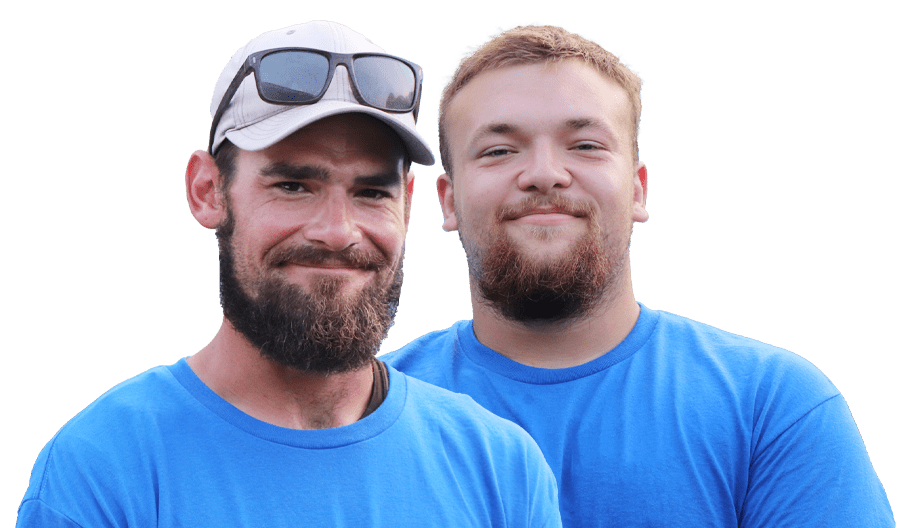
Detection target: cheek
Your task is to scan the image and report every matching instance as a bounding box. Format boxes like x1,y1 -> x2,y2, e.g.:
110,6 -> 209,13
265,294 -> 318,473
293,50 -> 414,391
251,203 -> 311,239
467,171 -> 510,199
229,188 -> 297,239
229,210 -> 300,263
453,197 -> 487,235
573,180 -> 631,226
377,225 -> 406,252
455,179 -> 504,220
362,211 -> 408,254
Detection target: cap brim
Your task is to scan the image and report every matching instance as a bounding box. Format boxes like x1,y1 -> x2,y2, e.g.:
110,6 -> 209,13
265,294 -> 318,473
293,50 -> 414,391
224,100 -> 435,166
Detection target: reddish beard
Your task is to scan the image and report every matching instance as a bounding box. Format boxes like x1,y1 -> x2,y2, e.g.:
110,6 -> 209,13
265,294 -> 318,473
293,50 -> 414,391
464,195 -> 628,323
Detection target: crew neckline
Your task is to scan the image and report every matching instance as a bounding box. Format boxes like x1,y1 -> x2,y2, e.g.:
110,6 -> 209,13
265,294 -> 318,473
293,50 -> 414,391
168,358 -> 406,449
454,303 -> 659,384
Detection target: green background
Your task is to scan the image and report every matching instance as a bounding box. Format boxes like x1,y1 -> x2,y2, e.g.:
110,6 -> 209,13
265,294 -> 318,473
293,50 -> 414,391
7,1 -> 910,524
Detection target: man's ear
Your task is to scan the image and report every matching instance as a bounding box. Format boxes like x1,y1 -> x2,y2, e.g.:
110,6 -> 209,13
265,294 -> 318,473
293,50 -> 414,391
632,162 -> 649,223
404,170 -> 415,227
186,150 -> 226,229
437,173 -> 458,231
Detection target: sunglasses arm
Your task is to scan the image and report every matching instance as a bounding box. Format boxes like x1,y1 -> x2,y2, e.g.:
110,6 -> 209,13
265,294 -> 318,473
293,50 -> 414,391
208,59 -> 255,155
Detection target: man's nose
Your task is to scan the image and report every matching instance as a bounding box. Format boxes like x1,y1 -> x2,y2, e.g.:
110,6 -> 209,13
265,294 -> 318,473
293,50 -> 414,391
301,193 -> 363,251
516,144 -> 572,193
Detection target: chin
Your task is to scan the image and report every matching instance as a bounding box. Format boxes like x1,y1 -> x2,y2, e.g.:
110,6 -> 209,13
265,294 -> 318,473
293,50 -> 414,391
512,238 -> 580,262
509,220 -> 587,243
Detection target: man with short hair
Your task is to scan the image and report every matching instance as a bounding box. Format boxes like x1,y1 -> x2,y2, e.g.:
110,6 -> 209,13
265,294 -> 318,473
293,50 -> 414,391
17,21 -> 561,527
385,25 -> 894,526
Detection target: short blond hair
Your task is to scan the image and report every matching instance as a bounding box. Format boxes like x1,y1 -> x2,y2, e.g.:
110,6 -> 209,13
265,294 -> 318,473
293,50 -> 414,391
439,25 -> 643,175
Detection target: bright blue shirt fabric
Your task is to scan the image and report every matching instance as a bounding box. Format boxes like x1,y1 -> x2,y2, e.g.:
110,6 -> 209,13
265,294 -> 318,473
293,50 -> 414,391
384,304 -> 894,527
18,359 -> 561,527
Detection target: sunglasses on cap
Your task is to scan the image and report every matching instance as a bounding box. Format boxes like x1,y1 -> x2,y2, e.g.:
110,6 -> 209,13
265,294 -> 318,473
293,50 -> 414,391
208,47 -> 424,154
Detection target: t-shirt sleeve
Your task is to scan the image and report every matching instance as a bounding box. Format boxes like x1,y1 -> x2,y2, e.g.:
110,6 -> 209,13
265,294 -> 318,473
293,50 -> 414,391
17,426 -> 147,528
17,499 -> 86,528
740,394 -> 894,526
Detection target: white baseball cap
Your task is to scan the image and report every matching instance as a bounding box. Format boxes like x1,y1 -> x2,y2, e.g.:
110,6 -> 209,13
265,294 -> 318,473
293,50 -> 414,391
209,21 -> 435,165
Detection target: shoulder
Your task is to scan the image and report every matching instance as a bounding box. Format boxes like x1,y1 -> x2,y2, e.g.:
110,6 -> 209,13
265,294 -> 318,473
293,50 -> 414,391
54,364 -> 182,443
650,308 -> 834,388
27,364 -> 183,470
652,308 -> 790,355
20,364 -> 183,523
647,308 -> 843,434
392,367 -> 540,451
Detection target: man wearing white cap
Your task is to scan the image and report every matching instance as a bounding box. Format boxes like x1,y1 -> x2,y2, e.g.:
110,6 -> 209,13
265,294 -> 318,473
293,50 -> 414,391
16,21 -> 561,527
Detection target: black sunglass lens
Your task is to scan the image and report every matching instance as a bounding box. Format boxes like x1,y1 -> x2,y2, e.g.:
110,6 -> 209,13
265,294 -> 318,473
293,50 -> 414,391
259,51 -> 330,103
352,57 -> 416,111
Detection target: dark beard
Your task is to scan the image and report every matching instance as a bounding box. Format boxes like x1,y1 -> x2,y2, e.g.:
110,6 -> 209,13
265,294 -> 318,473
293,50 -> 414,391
216,213 -> 402,374
463,196 -> 627,324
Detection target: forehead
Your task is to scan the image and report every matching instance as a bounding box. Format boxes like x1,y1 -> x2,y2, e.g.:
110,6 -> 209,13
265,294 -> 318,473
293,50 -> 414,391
448,59 -> 633,150
241,113 -> 407,176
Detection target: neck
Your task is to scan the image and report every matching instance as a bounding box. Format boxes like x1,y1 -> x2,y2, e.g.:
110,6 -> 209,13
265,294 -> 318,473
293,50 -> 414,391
470,277 -> 640,369
188,318 -> 374,430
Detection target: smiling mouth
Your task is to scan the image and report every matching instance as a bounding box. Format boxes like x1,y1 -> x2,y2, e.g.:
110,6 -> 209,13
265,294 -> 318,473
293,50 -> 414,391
505,209 -> 584,228
511,207 -> 581,220
281,261 -> 376,274
503,207 -> 584,224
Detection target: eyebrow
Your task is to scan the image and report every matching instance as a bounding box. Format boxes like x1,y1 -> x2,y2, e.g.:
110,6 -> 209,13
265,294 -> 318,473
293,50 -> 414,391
353,172 -> 402,188
565,117 -> 619,144
468,123 -> 518,150
260,163 -> 402,188
260,163 -> 330,182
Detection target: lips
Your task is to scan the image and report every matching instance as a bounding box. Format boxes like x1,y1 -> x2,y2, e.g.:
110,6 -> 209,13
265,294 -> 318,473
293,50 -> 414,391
511,207 -> 578,220
285,260 -> 364,270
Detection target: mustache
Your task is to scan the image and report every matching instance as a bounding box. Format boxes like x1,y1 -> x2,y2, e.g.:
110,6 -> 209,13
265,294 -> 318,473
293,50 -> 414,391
265,245 -> 387,271
497,194 -> 597,221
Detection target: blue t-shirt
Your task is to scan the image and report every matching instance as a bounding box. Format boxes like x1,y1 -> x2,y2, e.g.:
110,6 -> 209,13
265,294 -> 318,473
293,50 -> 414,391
18,360 -> 561,527
384,304 -> 894,527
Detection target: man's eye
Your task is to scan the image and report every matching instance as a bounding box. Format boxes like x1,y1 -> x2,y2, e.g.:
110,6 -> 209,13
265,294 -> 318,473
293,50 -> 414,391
359,189 -> 392,200
481,147 -> 513,158
277,182 -> 306,193
484,149 -> 511,158
573,143 -> 600,151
